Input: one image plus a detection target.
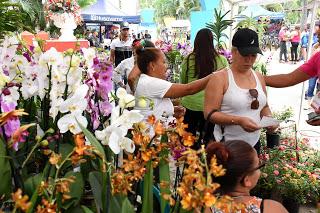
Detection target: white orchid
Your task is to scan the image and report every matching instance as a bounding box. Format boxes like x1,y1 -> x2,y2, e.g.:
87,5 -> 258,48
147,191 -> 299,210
82,48 -> 96,67
95,107 -> 143,154
39,47 -> 63,67
116,87 -> 135,108
59,84 -> 88,114
57,113 -> 88,134
95,125 -> 135,154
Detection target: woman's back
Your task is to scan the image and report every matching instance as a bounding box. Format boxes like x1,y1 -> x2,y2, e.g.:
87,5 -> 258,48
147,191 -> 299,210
208,196 -> 288,213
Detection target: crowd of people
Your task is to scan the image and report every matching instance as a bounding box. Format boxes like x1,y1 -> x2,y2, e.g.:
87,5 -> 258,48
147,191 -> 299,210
103,19 -> 320,212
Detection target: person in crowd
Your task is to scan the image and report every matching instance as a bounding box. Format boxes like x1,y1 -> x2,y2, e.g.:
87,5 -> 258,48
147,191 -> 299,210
144,30 -> 151,40
205,140 -> 288,213
91,30 -> 100,48
113,39 -> 154,94
204,28 -> 276,154
134,47 -> 212,119
278,26 -> 288,62
109,22 -> 132,67
304,23 -> 320,102
300,26 -> 309,61
180,28 -> 228,143
290,26 -> 300,64
264,23 -> 320,126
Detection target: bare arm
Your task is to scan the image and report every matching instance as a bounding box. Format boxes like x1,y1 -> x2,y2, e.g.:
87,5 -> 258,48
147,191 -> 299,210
163,74 -> 211,98
128,65 -> 141,93
264,68 -> 310,88
109,49 -> 115,65
204,71 -> 260,132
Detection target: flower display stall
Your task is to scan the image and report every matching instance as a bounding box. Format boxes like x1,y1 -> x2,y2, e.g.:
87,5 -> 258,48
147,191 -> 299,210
0,34 -> 242,213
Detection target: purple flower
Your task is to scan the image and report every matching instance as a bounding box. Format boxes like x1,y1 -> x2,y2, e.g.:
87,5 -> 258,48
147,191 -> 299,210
99,100 -> 112,116
23,52 -> 32,62
0,101 -> 20,138
172,146 -> 186,161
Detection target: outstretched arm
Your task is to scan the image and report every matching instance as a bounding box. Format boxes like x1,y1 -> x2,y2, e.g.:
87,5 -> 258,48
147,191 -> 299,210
264,68 -> 310,88
163,73 -> 211,98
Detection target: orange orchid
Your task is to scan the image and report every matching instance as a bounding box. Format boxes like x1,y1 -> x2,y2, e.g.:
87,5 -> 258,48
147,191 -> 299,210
12,188 -> 32,211
0,109 -> 28,126
74,133 -> 88,155
10,123 -> 35,150
147,115 -> 156,125
154,121 -> 165,135
182,132 -> 196,147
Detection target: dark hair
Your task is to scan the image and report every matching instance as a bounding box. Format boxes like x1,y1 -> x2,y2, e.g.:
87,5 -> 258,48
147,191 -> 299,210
206,140 -> 256,194
136,47 -> 159,74
193,28 -> 219,78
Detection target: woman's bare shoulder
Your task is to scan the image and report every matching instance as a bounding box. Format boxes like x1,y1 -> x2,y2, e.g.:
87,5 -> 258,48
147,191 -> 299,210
264,199 -> 288,213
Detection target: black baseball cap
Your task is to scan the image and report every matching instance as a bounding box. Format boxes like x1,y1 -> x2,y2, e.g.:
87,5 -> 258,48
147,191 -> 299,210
232,28 -> 263,56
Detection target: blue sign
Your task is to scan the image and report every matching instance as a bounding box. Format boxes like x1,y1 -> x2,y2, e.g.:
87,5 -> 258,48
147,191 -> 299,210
82,14 -> 141,24
200,0 -> 219,11
140,8 -> 155,24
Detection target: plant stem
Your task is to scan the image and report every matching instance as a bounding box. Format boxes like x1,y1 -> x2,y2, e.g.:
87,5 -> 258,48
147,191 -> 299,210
21,141 -> 40,168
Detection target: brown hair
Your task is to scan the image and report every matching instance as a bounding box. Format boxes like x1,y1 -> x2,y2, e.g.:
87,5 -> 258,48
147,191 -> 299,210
136,47 -> 160,74
193,28 -> 219,78
206,140 -> 256,194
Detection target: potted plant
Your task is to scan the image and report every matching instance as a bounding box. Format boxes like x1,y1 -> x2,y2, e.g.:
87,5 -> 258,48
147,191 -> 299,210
256,140 -> 320,212
265,107 -> 294,148
206,8 -> 233,49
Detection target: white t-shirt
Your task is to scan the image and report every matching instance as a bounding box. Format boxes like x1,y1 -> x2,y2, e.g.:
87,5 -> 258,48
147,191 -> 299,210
134,74 -> 174,118
113,57 -> 134,93
110,38 -> 133,66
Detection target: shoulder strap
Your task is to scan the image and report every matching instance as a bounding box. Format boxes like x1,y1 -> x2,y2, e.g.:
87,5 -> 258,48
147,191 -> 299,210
260,199 -> 264,213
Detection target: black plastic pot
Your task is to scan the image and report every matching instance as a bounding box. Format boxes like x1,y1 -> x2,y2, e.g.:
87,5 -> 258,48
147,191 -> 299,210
282,197 -> 300,213
266,132 -> 280,148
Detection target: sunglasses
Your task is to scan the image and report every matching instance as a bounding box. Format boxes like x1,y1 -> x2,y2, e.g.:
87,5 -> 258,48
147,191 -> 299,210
240,160 -> 266,183
249,89 -> 259,110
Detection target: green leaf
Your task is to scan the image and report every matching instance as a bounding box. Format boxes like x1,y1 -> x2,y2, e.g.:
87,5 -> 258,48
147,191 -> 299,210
88,171 -> 103,211
142,161 -> 153,213
109,194 -> 134,213
81,205 -> 95,213
24,173 -> 42,197
62,171 -> 84,210
0,139 -> 12,198
77,121 -> 106,163
159,136 -> 170,213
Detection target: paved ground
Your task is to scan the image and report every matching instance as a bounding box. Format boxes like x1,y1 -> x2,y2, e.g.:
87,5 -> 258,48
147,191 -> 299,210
262,49 -> 320,149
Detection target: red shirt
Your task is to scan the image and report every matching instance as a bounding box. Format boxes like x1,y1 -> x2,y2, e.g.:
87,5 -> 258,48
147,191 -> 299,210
299,51 -> 320,78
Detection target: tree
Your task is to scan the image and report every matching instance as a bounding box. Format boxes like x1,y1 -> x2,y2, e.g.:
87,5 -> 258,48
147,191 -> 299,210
0,0 -> 30,39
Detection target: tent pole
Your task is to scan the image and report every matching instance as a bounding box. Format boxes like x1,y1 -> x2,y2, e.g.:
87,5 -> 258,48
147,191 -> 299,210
300,0 -> 308,30
297,0 -> 319,129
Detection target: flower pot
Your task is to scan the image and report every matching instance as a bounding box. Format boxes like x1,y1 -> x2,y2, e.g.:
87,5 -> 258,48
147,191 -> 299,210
52,12 -> 77,41
266,132 -> 280,148
282,197 -> 300,213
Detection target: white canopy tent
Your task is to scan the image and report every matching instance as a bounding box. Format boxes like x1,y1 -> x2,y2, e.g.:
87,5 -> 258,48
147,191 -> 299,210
222,0 -> 320,128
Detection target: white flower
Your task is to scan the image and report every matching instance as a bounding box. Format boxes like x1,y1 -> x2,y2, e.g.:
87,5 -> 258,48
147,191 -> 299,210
95,108 -> 143,154
0,71 -> 10,90
116,87 -> 127,98
82,48 -> 96,66
112,109 -> 144,129
39,48 -> 63,67
57,113 -> 88,134
95,125 -> 135,154
59,84 -> 88,114
116,87 -> 135,108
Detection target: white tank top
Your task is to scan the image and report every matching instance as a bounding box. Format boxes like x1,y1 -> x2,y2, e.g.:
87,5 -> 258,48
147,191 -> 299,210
214,68 -> 267,146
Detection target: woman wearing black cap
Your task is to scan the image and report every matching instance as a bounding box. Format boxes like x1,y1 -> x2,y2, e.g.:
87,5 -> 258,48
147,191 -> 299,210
204,28 -> 277,153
